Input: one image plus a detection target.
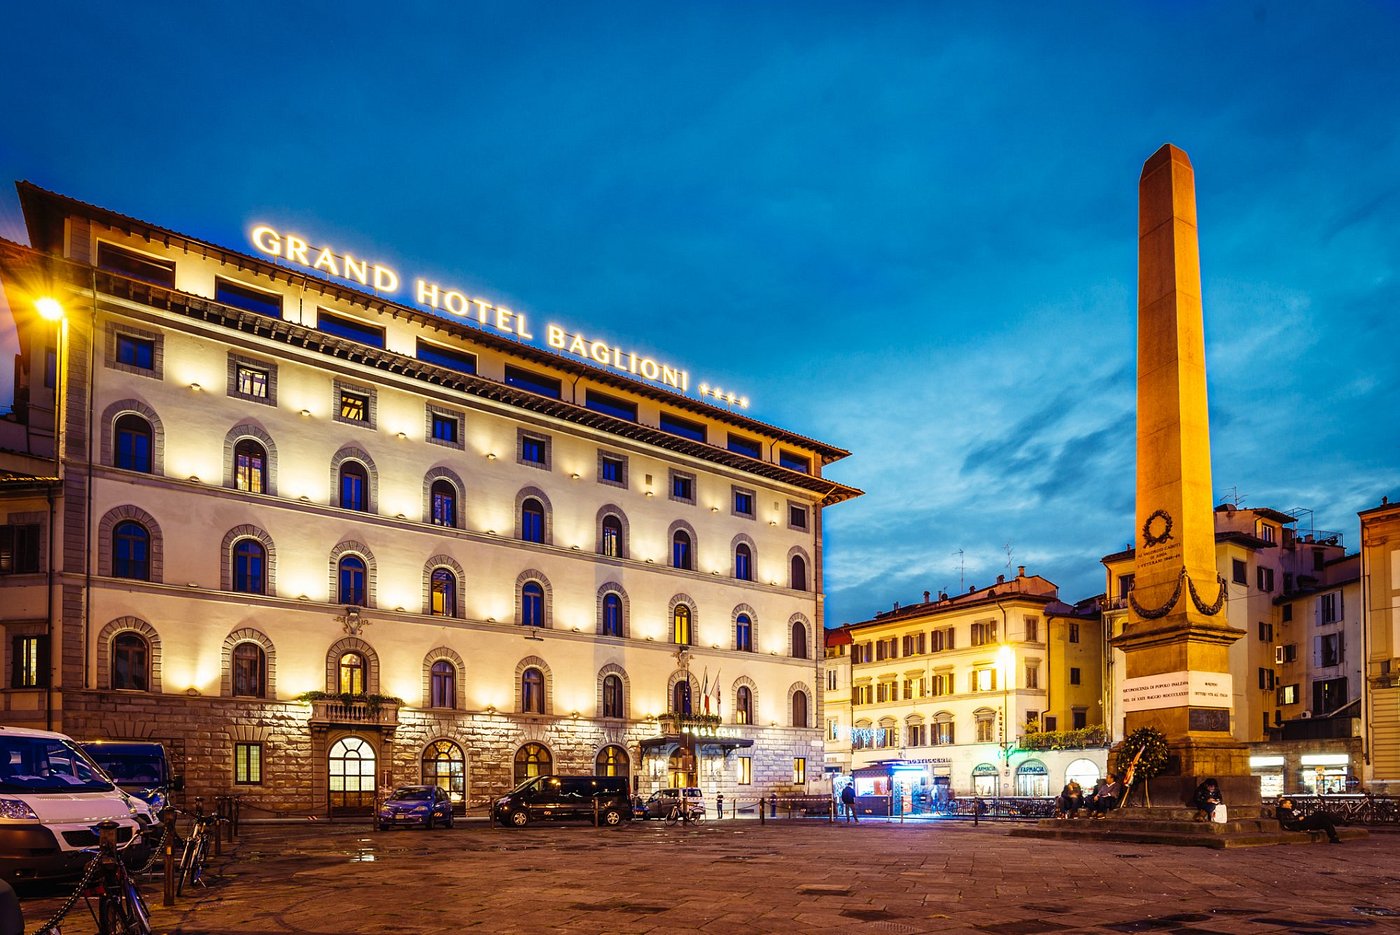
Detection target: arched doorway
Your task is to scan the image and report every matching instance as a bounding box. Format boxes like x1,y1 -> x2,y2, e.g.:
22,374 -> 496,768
1064,757 -> 1101,790
668,747 -> 696,788
1014,759 -> 1049,796
971,762 -> 999,797
328,736 -> 376,814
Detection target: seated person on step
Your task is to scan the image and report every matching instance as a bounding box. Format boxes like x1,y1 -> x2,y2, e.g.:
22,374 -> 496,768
1276,798 -> 1341,844
1090,774 -> 1123,818
1055,780 -> 1084,819
1193,778 -> 1223,822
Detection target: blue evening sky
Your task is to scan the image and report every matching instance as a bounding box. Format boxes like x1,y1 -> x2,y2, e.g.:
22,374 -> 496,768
1,2 -> 1395,626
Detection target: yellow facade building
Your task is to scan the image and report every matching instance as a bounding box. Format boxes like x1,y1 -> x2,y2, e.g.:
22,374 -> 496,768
1361,497 -> 1400,792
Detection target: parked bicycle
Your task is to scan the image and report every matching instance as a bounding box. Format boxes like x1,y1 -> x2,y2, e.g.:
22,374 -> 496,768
176,808 -> 227,896
33,819 -> 153,935
664,802 -> 705,825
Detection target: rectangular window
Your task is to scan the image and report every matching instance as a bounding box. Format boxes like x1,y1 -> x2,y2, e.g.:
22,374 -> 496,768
1279,643 -> 1297,663
9,635 -> 47,688
1025,666 -> 1039,689
216,277 -> 282,317
599,453 -> 627,487
1258,667 -> 1276,690
1072,708 -> 1087,730
727,433 -> 761,458
1068,623 -> 1080,644
973,668 -> 996,692
1316,633 -> 1344,668
788,503 -> 808,530
416,339 -> 477,374
97,242 -> 175,287
1043,716 -> 1057,732
793,758 -> 806,785
827,719 -> 838,740
1117,574 -> 1134,600
732,488 -> 754,518
670,470 -> 695,504
317,309 -> 385,348
1024,616 -> 1039,642
234,742 -> 263,785
1313,676 -> 1348,715
1278,684 -> 1299,706
339,392 -> 368,422
115,334 -> 155,370
826,670 -> 837,691
1069,667 -> 1082,686
1282,604 -> 1293,623
1259,523 -> 1276,543
0,524 -> 42,574
1258,621 -> 1273,642
778,449 -> 810,474
584,390 -> 638,422
738,757 -> 752,785
1313,549 -> 1325,571
520,433 -> 549,467
970,621 -> 997,646
1257,566 -> 1275,593
431,413 -> 459,444
236,364 -> 269,399
1320,592 -> 1343,624
659,412 -> 706,442
1232,559 -> 1248,585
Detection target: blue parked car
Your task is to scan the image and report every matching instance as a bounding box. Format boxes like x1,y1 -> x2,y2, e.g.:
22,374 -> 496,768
378,785 -> 454,830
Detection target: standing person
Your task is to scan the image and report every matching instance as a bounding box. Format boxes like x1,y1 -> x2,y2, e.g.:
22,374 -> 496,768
1277,798 -> 1342,844
1193,778 -> 1224,822
840,782 -> 858,823
1091,774 -> 1123,819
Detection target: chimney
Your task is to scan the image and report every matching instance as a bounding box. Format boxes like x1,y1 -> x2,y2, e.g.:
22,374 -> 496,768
923,591 -> 931,603
1018,565 -> 1026,578
997,574 -> 1005,584
893,601 -> 900,612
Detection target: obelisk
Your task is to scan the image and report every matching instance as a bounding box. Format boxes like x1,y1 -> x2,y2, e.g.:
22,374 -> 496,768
1112,144 -> 1250,788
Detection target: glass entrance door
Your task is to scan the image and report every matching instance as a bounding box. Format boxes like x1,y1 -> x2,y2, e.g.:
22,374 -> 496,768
329,736 -> 376,814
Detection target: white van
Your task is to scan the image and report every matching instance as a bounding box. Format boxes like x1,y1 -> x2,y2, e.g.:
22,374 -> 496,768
0,725 -> 155,884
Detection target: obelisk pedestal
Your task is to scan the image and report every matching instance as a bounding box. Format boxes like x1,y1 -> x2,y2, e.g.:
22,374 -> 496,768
1111,144 -> 1250,796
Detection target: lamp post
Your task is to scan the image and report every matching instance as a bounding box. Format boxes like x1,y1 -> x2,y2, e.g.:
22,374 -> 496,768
997,644 -> 1013,795
35,297 -> 64,732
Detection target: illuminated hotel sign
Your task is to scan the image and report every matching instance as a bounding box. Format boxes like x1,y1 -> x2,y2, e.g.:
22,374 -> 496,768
249,224 -> 747,405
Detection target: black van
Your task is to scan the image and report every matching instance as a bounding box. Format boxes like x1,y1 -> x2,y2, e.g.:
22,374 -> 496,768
80,741 -> 181,811
493,775 -> 632,827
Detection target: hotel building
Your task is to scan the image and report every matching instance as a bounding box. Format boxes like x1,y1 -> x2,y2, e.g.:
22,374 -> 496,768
0,183 -> 861,815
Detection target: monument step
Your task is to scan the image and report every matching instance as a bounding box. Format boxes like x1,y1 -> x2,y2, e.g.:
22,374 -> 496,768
1010,825 -> 1367,849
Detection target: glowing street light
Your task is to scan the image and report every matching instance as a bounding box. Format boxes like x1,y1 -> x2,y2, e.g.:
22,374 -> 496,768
35,296 -> 64,321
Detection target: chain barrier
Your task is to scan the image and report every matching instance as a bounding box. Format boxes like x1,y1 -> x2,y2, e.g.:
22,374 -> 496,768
26,850 -> 101,935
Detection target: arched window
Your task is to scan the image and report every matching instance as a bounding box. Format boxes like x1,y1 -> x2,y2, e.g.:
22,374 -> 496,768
521,582 -> 544,627
601,593 -> 623,637
595,745 -> 628,778
520,498 -> 545,543
792,689 -> 809,728
232,643 -> 267,697
600,514 -> 624,558
429,568 -> 457,617
429,660 -> 456,708
423,740 -> 465,804
114,415 -> 153,473
735,614 -> 753,652
521,667 -> 545,713
735,543 -> 753,581
672,530 -> 692,570
339,462 -> 369,512
735,686 -> 753,725
112,633 -> 149,691
339,556 -> 367,606
232,539 -> 266,594
602,674 -> 624,718
791,620 -> 809,659
672,680 -> 692,715
672,605 -> 692,646
790,554 -> 808,591
112,521 -> 150,580
338,652 -> 366,694
514,743 -> 551,784
430,479 -> 456,528
233,439 -> 267,493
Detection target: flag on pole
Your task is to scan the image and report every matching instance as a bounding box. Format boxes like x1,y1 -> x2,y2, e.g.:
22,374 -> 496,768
711,669 -> 721,714
701,668 -> 710,714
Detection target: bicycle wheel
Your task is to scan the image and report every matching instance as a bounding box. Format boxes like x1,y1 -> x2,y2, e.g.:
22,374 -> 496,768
124,876 -> 152,933
178,834 -> 206,895
175,834 -> 197,896
664,807 -> 680,825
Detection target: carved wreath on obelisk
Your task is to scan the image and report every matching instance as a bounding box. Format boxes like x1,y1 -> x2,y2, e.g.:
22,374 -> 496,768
1142,509 -> 1173,547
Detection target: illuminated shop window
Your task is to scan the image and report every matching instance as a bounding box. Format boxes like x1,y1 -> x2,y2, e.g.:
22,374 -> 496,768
10,636 -> 47,688
793,758 -> 806,784
514,743 -> 551,784
423,740 -> 465,803
737,757 -> 752,785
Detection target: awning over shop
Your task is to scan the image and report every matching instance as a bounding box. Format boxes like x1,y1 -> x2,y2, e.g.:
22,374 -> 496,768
639,734 -> 753,752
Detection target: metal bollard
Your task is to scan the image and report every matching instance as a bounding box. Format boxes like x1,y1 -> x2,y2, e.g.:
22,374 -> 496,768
593,798 -> 600,827
161,806 -> 176,906
829,798 -> 835,824
213,797 -> 223,857
973,798 -> 980,826
759,796 -> 766,825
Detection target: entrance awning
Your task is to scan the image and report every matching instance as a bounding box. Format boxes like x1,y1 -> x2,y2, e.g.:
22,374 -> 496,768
639,733 -> 753,752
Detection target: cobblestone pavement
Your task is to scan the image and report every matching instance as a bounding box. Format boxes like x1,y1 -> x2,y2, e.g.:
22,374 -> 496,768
17,818 -> 1400,934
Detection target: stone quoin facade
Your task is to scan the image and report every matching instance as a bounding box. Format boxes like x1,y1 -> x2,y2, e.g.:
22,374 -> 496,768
0,183 -> 861,816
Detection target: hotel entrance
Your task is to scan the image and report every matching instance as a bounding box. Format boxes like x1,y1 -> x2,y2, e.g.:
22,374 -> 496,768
329,736 -> 377,815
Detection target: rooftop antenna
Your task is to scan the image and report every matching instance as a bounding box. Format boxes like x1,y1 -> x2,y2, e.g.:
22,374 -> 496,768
1004,543 -> 1014,572
952,549 -> 965,592
1219,485 -> 1247,508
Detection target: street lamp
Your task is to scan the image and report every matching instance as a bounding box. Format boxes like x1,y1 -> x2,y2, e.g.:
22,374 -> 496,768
997,644 -> 1014,793
34,297 -> 64,733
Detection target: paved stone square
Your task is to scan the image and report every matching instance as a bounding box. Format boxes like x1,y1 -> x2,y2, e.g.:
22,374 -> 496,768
18,818 -> 1400,933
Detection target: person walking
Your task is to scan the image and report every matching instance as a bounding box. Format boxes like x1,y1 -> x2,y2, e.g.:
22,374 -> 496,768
840,782 -> 858,823
1277,798 -> 1342,844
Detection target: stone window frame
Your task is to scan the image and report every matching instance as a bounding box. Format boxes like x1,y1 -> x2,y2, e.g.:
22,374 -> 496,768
788,682 -> 811,728
3,510 -> 48,576
597,450 -> 628,489
221,627 -> 277,699
332,378 -> 377,430
668,468 -> 696,505
515,655 -> 554,715
730,484 -> 756,520
731,603 -> 758,652
325,636 -> 380,694
596,663 -> 630,720
666,668 -> 701,712
788,613 -> 812,659
97,505 -> 163,582
328,541 -> 377,608
668,593 -> 698,646
100,398 -> 165,474
594,744 -> 632,777
422,646 -> 466,710
422,466 -> 466,530
329,446 -> 378,512
226,352 -> 278,407
425,403 -> 465,451
595,581 -> 630,639
222,423 -> 279,496
516,428 -> 552,471
787,500 -> 810,532
514,486 -> 554,545
515,569 -> 554,629
595,504 -> 629,559
103,322 -> 164,380
787,546 -> 812,591
219,524 -> 277,594
973,707 -> 997,743
730,533 -> 757,581
668,519 -> 698,571
95,616 -> 162,692
731,675 -> 758,725
422,554 -> 466,618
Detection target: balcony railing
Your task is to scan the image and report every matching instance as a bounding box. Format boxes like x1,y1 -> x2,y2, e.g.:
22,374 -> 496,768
308,699 -> 400,728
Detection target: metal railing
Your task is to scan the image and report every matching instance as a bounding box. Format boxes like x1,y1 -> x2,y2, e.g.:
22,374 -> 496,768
1279,793 -> 1400,826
